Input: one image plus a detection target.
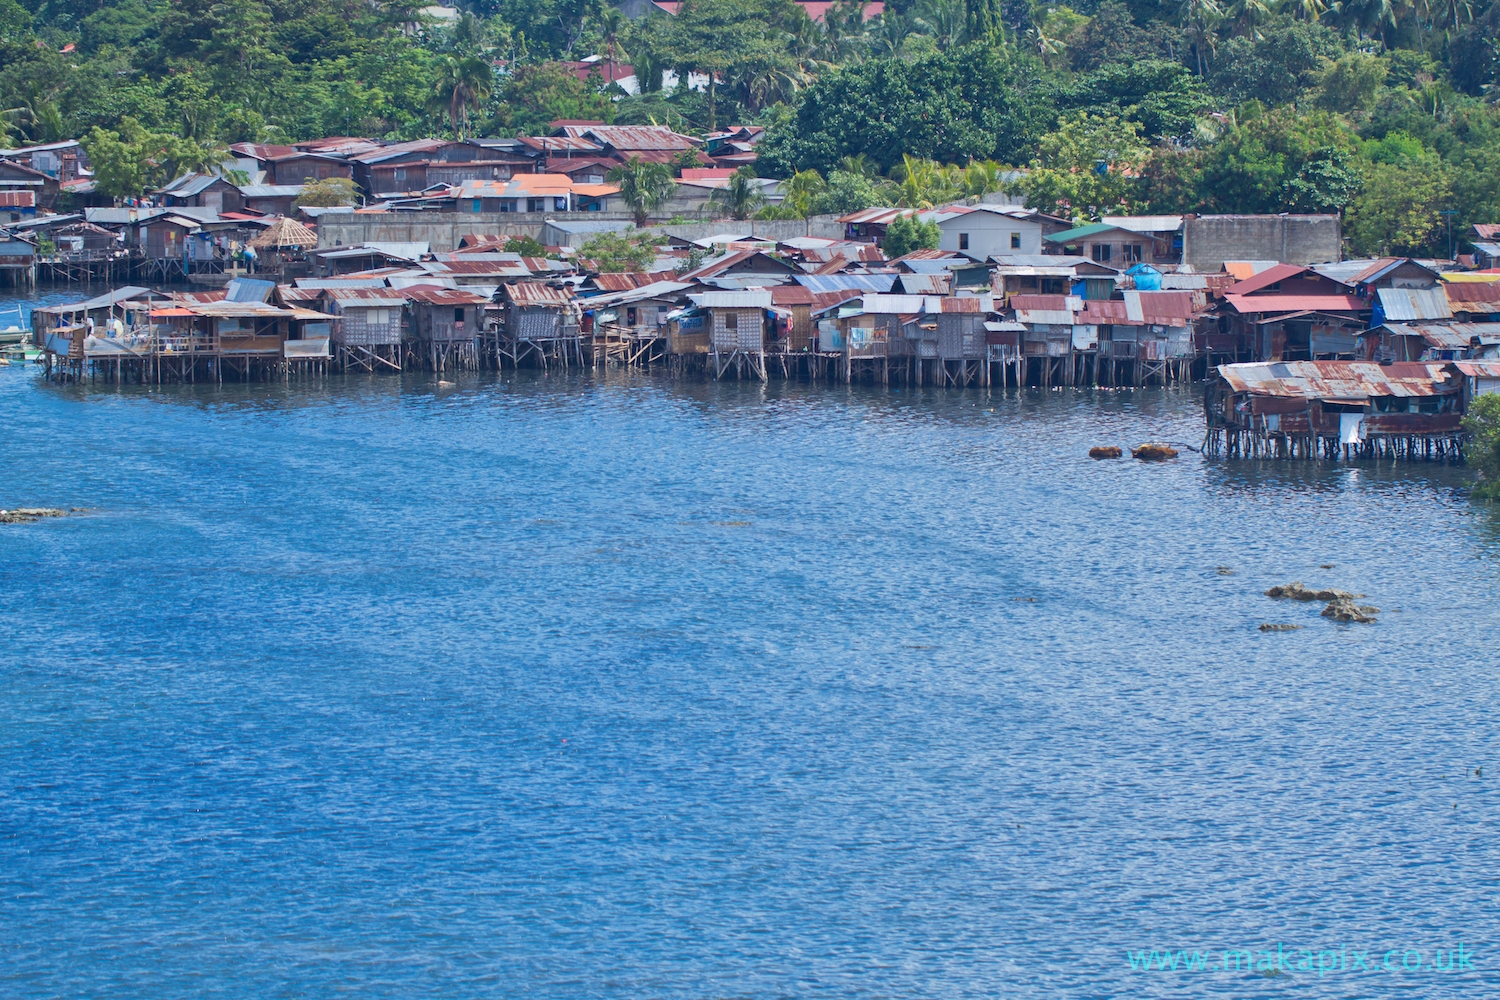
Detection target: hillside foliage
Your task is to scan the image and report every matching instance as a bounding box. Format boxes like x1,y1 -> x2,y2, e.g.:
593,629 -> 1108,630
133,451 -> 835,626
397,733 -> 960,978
3,0 -> 1499,251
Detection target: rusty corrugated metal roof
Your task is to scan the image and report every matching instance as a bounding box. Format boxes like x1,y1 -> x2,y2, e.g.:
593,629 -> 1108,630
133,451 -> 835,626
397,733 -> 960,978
1452,360 -> 1500,377
575,125 -> 699,151
1381,322 -> 1471,349
1444,281 -> 1500,305
503,282 -> 573,307
402,284 -> 490,305
1218,361 -> 1455,399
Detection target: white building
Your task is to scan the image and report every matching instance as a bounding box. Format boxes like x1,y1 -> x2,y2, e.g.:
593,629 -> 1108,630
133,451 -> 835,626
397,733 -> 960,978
926,206 -> 1067,260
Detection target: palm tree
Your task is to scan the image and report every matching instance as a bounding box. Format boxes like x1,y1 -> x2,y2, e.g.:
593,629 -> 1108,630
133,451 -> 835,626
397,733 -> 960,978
869,11 -> 913,58
608,156 -> 676,226
819,0 -> 870,61
777,169 -> 827,217
709,167 -> 766,220
1176,0 -> 1224,75
430,55 -> 493,139
1223,0 -> 1273,37
734,52 -> 810,113
960,160 -> 1007,198
452,11 -> 489,55
600,9 -> 627,67
1026,24 -> 1066,66
892,154 -> 959,208
914,0 -> 967,50
837,154 -> 882,178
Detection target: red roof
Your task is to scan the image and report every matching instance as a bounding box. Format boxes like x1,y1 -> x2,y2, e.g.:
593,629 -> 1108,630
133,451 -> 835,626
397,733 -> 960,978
1224,293 -> 1368,314
770,285 -> 815,306
1225,263 -> 1308,296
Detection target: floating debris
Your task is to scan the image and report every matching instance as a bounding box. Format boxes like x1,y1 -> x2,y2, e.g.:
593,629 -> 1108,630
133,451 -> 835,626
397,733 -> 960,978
1132,443 -> 1178,460
1322,598 -> 1380,624
1215,566 -> 1234,576
1088,446 -> 1122,459
1259,623 -> 1304,632
1319,563 -> 1336,569
1011,597 -> 1038,603
0,507 -> 71,524
1265,581 -> 1364,602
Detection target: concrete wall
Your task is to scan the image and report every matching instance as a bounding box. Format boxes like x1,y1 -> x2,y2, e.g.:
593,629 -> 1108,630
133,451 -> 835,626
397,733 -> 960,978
1183,215 -> 1341,271
645,216 -> 846,243
317,212 -> 849,251
317,212 -> 635,250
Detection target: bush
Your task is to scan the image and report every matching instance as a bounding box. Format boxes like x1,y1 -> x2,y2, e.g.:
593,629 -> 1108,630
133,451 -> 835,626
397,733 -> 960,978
881,213 -> 940,256
1463,393 -> 1500,500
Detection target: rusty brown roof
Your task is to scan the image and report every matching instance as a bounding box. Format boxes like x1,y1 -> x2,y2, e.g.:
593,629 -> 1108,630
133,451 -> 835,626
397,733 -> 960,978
402,284 -> 491,305
1217,361 -> 1456,400
1444,281 -> 1500,305
503,282 -> 573,307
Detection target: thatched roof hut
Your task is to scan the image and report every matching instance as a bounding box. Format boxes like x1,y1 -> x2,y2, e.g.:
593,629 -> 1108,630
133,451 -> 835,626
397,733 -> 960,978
248,217 -> 318,250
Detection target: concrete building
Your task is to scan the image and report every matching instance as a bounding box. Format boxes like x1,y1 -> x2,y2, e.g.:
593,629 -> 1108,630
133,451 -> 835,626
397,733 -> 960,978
1183,215 -> 1341,271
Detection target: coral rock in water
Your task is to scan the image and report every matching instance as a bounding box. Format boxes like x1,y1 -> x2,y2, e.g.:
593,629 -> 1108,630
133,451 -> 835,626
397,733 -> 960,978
1322,598 -> 1379,624
1089,446 -> 1123,459
1265,581 -> 1363,602
0,507 -> 69,524
1132,443 -> 1178,460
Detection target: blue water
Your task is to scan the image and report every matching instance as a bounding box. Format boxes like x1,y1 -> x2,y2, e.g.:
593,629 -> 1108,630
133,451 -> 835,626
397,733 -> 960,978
1,340 -> 1498,996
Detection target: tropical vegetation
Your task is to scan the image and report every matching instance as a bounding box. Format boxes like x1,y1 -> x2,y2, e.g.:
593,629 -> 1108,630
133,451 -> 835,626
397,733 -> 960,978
2,0 -> 1499,251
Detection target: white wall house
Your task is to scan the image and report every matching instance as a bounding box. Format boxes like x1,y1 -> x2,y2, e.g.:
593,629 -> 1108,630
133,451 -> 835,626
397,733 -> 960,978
929,206 -> 1048,259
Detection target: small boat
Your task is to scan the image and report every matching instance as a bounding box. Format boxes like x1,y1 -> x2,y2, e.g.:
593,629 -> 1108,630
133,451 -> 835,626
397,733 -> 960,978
0,325 -> 24,347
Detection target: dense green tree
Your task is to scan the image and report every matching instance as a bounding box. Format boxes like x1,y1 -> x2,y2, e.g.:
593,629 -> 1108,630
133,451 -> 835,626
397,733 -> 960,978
1204,15 -> 1345,106
295,177 -> 360,207
808,169 -> 887,214
607,156 -> 676,227
1014,111 -> 1148,220
1462,393 -> 1500,500
578,231 -> 667,272
758,41 -> 1045,174
1194,107 -> 1362,214
881,212 -> 941,254
490,61 -> 614,135
1054,59 -> 1212,141
656,0 -> 812,132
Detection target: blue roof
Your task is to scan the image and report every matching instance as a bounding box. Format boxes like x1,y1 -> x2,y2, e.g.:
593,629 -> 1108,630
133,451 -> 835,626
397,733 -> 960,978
793,274 -> 897,293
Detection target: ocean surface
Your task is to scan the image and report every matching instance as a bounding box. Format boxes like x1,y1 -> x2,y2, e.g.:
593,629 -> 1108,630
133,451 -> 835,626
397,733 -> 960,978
1,289 -> 1497,998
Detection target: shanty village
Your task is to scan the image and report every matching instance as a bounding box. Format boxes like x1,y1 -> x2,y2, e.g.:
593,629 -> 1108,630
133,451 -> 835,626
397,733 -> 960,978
4,126 -> 1500,464
8,0 -> 1500,993
5,0 -> 1500,470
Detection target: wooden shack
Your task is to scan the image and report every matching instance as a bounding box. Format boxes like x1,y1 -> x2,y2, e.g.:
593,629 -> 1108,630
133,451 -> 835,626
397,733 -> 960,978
499,281 -> 582,369
322,286 -> 408,371
403,284 -> 489,371
688,289 -> 771,381
580,279 -> 693,368
1205,360 -> 1465,460
769,284 -> 815,353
